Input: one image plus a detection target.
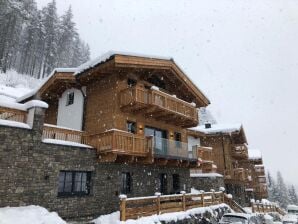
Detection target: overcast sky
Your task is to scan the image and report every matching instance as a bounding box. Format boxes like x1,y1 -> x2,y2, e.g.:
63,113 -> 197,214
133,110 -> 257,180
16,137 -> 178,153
37,0 -> 298,185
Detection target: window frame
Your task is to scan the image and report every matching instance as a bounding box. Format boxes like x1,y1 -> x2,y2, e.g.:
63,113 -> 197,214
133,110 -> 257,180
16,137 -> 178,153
127,121 -> 136,134
66,92 -> 74,106
58,171 -> 91,197
121,172 -> 132,194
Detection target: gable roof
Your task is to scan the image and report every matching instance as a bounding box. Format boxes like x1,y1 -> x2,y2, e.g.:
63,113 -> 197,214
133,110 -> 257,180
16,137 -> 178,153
18,51 -> 210,106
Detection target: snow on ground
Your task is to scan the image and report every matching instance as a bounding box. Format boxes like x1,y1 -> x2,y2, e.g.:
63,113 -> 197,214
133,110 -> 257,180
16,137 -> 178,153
92,203 -> 230,224
0,205 -> 66,224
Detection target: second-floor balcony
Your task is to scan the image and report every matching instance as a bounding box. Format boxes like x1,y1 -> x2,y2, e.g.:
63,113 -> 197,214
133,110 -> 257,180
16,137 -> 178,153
225,168 -> 250,182
119,86 -> 198,128
231,144 -> 248,160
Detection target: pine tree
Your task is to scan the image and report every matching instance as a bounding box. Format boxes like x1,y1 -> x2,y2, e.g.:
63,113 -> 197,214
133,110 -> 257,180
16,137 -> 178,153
289,185 -> 298,205
276,171 -> 291,208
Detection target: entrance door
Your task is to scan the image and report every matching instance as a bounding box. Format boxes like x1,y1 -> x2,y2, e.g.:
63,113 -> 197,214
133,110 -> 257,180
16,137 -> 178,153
145,127 -> 167,155
159,173 -> 167,195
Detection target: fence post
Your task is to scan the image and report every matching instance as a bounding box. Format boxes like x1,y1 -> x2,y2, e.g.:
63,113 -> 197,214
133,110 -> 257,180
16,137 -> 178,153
119,194 -> 127,221
181,191 -> 186,211
211,189 -> 215,205
201,191 -> 205,207
155,192 -> 161,215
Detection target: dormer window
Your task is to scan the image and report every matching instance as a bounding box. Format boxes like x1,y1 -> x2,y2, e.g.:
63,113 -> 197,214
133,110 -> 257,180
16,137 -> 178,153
66,92 -> 74,106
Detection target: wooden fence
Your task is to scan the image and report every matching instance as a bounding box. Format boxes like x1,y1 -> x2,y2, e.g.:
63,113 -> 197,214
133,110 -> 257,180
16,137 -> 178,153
0,106 -> 27,123
119,191 -> 226,221
251,202 -> 286,215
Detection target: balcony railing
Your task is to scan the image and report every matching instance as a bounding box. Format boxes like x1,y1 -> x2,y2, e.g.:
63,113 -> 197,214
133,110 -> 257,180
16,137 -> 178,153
231,144 -> 248,159
225,168 -> 248,182
254,165 -> 265,176
42,124 -> 87,144
86,129 -> 149,156
152,136 -> 197,161
0,106 -> 27,123
119,86 -> 198,127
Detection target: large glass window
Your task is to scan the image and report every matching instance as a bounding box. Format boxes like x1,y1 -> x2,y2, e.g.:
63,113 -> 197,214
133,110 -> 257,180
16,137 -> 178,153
145,126 -> 167,155
58,171 -> 91,196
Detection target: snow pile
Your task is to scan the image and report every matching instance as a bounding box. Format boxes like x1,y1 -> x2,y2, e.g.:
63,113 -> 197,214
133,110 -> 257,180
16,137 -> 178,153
189,123 -> 242,134
248,149 -> 262,160
0,205 -> 66,224
0,120 -> 31,129
42,139 -> 92,148
92,204 -> 230,224
190,173 -> 223,178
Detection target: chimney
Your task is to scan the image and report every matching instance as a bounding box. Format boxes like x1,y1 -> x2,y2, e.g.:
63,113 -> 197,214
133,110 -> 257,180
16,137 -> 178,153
205,123 -> 211,129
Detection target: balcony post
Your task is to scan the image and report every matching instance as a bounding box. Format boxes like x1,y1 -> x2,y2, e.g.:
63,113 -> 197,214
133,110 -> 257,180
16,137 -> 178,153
155,192 -> 161,215
119,194 -> 127,221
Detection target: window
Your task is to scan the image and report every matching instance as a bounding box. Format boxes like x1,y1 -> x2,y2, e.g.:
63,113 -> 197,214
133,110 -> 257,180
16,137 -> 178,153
58,171 -> 91,196
172,174 -> 180,192
66,92 -> 74,106
127,78 -> 137,87
174,132 -> 182,148
127,121 -> 136,134
121,172 -> 132,194
159,173 -> 167,194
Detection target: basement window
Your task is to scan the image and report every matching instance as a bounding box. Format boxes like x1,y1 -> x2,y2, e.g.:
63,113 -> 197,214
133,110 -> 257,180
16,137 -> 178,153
66,92 -> 74,106
58,171 -> 91,197
121,172 -> 132,194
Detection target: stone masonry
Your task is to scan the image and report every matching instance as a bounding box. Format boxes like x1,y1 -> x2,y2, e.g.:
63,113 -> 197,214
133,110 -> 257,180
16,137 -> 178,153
0,107 -> 191,220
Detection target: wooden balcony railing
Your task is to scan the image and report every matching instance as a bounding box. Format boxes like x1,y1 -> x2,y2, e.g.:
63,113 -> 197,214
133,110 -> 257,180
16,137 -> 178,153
120,191 -> 226,221
86,129 -> 149,156
119,86 -> 198,127
225,168 -> 248,182
152,137 -> 197,161
254,165 -> 265,176
194,146 -> 213,162
231,144 -> 248,159
42,124 -> 87,144
0,106 -> 27,123
251,201 -> 285,215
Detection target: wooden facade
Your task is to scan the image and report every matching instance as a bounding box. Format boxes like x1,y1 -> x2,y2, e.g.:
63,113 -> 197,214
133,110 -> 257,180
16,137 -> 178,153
30,54 -> 210,167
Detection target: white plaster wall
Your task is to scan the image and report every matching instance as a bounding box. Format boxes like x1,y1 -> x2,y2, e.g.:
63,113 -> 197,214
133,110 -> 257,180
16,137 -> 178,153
188,136 -> 200,151
57,88 -> 84,130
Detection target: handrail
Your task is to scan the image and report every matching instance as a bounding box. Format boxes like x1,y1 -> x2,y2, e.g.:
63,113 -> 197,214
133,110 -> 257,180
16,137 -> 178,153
42,124 -> 86,144
119,86 -> 198,121
86,129 -> 149,156
251,202 -> 286,215
0,106 -> 27,123
120,191 -> 225,221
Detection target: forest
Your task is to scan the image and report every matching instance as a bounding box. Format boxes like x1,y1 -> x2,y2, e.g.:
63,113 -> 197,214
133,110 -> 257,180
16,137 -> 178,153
0,0 -> 90,78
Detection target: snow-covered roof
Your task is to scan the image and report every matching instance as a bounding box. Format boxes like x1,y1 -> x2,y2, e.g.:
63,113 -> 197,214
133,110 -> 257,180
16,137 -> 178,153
189,123 -> 242,134
16,68 -> 76,103
74,50 -> 172,75
248,149 -> 262,160
0,99 -> 48,111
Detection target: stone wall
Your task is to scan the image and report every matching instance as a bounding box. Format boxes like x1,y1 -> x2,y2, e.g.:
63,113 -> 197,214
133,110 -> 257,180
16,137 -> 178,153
0,107 -> 191,220
190,175 -> 225,192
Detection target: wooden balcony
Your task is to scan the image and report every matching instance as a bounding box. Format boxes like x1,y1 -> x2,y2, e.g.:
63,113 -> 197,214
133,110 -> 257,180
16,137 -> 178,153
225,168 -> 248,182
255,183 -> 268,199
0,106 -> 27,123
192,146 -> 216,173
86,129 -> 149,157
231,144 -> 248,160
254,165 -> 265,176
42,124 -> 87,144
119,86 -> 198,127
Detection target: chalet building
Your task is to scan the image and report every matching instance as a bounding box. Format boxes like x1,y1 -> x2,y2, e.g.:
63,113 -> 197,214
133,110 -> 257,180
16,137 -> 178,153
187,123 -> 268,205
0,52 -> 268,219
0,53 -> 221,219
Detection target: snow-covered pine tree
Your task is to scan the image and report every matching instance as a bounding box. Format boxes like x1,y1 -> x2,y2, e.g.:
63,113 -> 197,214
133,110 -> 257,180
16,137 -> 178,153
276,171 -> 291,208
289,185 -> 298,205
40,0 -> 59,78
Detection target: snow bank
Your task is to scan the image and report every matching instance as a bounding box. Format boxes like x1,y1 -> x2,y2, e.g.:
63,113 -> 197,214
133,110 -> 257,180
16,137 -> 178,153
92,204 -> 230,224
189,123 -> 242,134
0,205 -> 66,224
42,139 -> 92,148
0,119 -> 30,129
190,173 -> 223,178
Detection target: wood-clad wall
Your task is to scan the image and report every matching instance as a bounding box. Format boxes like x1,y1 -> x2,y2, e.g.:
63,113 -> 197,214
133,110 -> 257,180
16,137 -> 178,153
44,100 -> 58,125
